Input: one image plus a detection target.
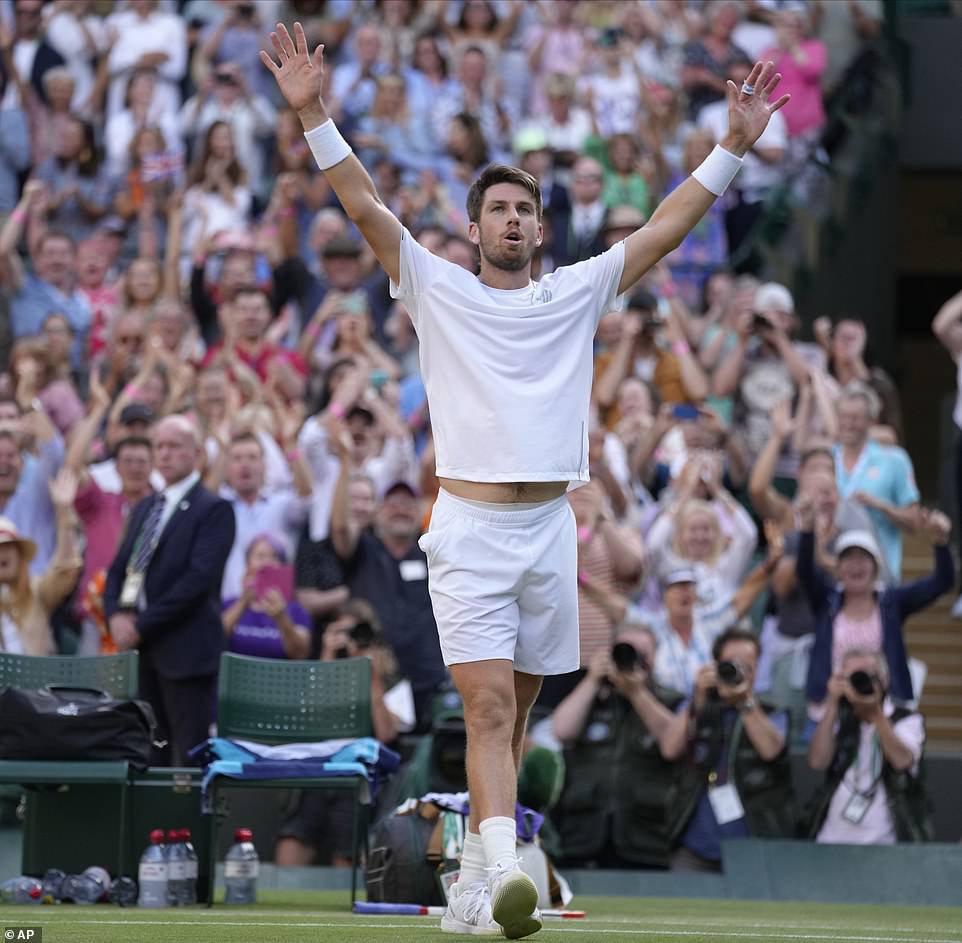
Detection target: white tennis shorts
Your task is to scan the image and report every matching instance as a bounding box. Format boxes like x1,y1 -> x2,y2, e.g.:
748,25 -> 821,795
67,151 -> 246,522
418,488 -> 580,676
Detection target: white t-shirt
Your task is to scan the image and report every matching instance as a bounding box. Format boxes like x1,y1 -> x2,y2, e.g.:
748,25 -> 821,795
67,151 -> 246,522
579,66 -> 641,137
390,229 -> 626,485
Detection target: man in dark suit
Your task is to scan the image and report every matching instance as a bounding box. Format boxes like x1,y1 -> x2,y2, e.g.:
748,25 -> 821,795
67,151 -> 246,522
550,157 -> 609,267
105,415 -> 236,766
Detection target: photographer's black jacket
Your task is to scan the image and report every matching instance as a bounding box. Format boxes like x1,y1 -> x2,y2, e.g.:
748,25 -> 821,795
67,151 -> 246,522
553,681 -> 684,867
672,698 -> 796,844
805,703 -> 932,842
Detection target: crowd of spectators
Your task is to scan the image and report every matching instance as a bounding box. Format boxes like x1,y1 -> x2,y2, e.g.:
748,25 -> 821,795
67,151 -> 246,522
1,0 -> 955,867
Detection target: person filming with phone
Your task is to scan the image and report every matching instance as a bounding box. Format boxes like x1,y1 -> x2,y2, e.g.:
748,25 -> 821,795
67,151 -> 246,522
550,626 -> 684,869
659,626 -> 795,872
222,533 -> 311,660
806,649 -> 931,845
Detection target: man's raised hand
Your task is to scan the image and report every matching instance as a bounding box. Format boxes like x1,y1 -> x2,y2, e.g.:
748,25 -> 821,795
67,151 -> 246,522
723,60 -> 790,156
260,22 -> 326,120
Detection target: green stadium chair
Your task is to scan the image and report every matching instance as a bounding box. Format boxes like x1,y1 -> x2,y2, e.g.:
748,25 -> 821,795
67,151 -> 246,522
205,653 -> 374,906
0,651 -> 140,875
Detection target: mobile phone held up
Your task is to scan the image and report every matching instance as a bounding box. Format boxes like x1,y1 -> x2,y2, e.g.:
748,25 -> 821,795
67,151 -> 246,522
253,564 -> 294,603
671,403 -> 700,422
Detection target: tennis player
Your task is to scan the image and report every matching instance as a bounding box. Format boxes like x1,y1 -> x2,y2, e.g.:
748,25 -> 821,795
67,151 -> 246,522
262,22 -> 788,939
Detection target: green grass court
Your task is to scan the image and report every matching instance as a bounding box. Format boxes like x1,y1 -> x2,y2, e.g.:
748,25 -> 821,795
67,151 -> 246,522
2,892 -> 960,943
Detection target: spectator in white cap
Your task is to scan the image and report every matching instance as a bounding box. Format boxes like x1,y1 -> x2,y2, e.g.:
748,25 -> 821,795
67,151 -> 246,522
639,542 -> 784,699
796,496 -> 954,717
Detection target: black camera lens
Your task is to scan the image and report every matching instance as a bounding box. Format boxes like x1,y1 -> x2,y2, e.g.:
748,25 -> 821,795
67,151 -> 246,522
611,642 -> 638,672
849,670 -> 876,696
752,313 -> 770,332
717,660 -> 744,685
350,620 -> 375,649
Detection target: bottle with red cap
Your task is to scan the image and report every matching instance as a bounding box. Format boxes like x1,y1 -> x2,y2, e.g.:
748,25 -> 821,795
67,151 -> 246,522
166,829 -> 187,905
137,829 -> 168,908
224,828 -> 259,904
180,828 -> 198,905
0,876 -> 43,904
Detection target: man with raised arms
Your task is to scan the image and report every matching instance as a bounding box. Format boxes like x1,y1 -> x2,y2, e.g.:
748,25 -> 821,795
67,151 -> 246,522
262,23 -> 788,938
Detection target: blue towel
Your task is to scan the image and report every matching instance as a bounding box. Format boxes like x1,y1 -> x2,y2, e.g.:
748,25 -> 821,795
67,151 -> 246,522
190,736 -> 400,810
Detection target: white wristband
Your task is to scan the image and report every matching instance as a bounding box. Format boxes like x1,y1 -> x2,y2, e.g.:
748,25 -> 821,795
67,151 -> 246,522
691,145 -> 743,197
304,119 -> 352,171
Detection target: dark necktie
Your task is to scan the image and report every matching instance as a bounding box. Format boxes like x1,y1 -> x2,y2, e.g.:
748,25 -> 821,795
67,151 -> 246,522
133,493 -> 167,572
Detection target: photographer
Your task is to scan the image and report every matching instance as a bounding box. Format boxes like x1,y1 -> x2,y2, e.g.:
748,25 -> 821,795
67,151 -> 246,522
660,627 -> 795,872
274,598 -> 400,868
550,628 -> 682,869
807,649 -> 930,844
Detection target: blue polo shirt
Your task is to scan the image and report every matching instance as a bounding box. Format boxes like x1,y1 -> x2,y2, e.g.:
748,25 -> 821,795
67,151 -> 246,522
834,441 -> 919,580
11,272 -> 91,368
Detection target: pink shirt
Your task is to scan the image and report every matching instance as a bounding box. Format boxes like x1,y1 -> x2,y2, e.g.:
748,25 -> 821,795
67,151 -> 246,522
762,40 -> 827,137
831,605 -> 883,672
74,479 -> 148,617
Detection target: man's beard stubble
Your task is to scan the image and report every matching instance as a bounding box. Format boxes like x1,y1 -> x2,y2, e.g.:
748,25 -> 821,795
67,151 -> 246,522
477,233 -> 535,272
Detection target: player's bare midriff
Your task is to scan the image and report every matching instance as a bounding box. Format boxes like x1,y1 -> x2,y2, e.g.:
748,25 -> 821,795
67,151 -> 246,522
439,478 -> 568,504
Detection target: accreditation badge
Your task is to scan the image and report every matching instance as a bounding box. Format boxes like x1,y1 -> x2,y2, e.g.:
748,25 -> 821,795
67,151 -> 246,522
119,570 -> 144,608
842,791 -> 872,825
708,783 -> 746,825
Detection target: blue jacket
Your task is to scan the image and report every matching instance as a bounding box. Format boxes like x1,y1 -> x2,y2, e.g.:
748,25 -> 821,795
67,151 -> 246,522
796,530 -> 954,704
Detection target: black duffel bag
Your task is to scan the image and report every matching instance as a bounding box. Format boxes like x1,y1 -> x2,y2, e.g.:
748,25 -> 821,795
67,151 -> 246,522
0,685 -> 157,769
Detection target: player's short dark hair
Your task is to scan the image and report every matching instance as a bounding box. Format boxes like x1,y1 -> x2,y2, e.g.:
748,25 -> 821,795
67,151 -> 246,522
712,626 -> 761,662
466,164 -> 542,224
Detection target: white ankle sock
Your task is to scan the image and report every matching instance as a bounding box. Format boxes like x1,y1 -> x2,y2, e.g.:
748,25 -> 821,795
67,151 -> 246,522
458,830 -> 486,886
479,816 -> 518,873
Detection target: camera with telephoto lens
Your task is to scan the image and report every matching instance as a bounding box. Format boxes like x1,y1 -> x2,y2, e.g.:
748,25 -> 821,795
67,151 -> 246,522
350,620 -> 375,651
848,670 -> 878,697
611,642 -> 650,674
334,620 -> 376,659
716,660 -> 744,686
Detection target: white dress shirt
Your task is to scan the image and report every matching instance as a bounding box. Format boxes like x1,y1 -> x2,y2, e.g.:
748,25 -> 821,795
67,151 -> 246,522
218,487 -> 310,600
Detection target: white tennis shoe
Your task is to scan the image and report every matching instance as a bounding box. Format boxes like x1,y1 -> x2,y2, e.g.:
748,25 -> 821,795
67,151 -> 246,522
489,864 -> 542,939
440,879 -> 501,936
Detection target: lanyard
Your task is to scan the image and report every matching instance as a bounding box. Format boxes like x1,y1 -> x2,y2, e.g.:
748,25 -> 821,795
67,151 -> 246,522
846,731 -> 882,799
708,713 -> 743,788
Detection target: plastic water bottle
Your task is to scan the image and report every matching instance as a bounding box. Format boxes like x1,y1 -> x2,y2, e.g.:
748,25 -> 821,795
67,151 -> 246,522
166,829 -> 187,905
61,866 -> 111,904
180,829 -> 198,905
137,829 -> 169,908
0,877 -> 43,904
224,828 -> 259,904
108,876 -> 138,907
41,868 -> 66,902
